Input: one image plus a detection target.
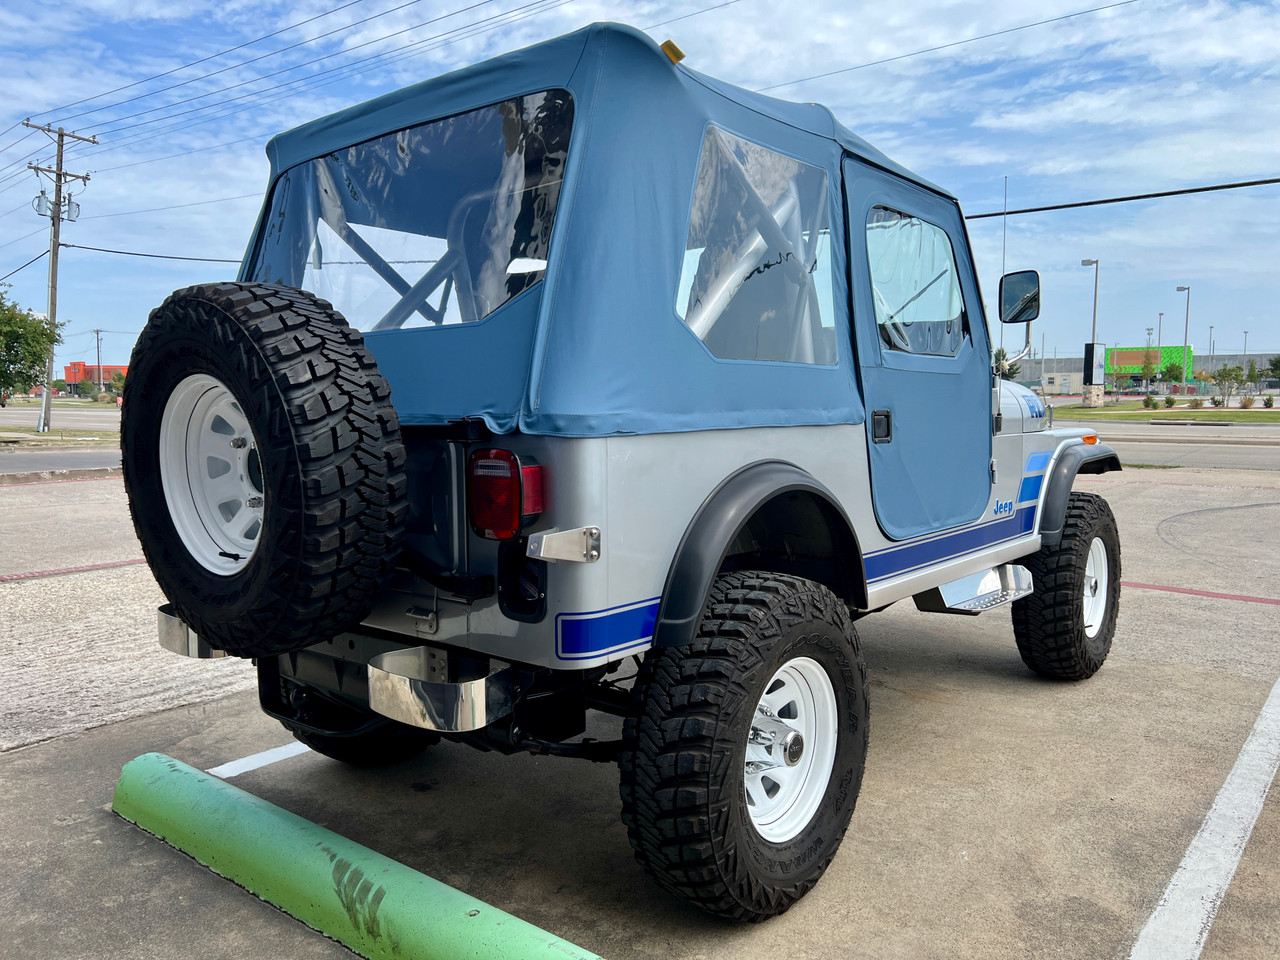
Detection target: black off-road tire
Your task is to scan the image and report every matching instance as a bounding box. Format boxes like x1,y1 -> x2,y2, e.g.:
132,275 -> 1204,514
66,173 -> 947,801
1012,491 -> 1120,680
619,572 -> 869,921
285,720 -> 440,767
121,282 -> 408,657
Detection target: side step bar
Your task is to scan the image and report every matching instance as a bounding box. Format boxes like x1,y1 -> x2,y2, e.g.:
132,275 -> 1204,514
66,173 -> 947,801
913,564 -> 1034,616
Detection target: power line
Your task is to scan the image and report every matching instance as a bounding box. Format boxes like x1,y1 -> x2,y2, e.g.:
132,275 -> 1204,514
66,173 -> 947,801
60,243 -> 241,263
64,0 -> 573,167
39,0 -> 369,121
82,0 -> 499,135
964,176 -> 1280,219
758,0 -> 1141,91
1,198 -> 32,220
646,0 -> 750,30
0,226 -> 47,252
0,249 -> 47,283
94,135 -> 266,173
54,175 -> 1280,267
55,0 -> 434,127
81,193 -> 260,220
0,129 -> 37,160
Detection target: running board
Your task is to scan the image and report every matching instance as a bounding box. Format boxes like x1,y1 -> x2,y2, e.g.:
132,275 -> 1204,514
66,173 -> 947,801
912,564 -> 1034,616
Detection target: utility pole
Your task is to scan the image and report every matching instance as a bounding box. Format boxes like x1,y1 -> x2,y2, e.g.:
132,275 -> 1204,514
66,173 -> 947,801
93,328 -> 103,393
23,120 -> 97,432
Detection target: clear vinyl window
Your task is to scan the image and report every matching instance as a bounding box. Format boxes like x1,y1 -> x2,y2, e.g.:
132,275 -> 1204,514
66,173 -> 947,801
675,127 -> 836,365
864,206 -> 967,357
248,90 -> 574,331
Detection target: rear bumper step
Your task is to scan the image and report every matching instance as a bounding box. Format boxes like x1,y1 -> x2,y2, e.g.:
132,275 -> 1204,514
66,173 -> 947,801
156,606 -> 513,733
368,646 -> 513,733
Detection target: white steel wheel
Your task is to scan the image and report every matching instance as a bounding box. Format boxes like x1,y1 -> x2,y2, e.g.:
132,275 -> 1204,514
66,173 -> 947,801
1082,536 -> 1109,639
745,656 -> 840,843
1011,491 -> 1120,681
619,572 -> 869,920
159,374 -> 265,575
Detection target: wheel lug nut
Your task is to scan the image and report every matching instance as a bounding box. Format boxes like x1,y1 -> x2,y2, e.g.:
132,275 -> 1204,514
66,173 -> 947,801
230,437 -> 248,449
246,496 -> 264,508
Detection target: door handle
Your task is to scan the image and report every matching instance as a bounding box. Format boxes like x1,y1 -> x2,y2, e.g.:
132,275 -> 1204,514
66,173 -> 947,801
872,409 -> 892,443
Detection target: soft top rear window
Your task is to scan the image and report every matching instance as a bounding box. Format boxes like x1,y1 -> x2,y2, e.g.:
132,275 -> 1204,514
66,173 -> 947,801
247,90 -> 574,331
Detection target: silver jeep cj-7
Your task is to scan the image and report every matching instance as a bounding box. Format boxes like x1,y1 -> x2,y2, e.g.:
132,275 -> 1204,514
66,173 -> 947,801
122,23 -> 1121,921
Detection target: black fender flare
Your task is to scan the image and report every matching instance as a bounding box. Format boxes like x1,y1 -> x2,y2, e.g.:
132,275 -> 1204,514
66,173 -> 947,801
652,460 -> 865,648
1038,441 -> 1121,547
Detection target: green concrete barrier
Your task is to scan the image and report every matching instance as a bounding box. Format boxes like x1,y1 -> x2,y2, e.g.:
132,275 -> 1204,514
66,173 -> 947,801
113,752 -> 601,960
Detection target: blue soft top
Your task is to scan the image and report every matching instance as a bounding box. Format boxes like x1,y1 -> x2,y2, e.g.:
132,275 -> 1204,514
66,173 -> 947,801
247,23 -> 957,437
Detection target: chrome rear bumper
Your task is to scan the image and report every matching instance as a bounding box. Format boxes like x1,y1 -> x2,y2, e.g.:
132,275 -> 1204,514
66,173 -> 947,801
156,606 -> 513,733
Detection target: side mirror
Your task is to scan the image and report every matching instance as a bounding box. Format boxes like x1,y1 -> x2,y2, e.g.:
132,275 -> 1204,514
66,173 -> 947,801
999,270 -> 1040,324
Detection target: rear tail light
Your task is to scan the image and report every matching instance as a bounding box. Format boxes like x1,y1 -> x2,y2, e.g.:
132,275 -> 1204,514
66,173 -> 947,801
468,448 -> 543,540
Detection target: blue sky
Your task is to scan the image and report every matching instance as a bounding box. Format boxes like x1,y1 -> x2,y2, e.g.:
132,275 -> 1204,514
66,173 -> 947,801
0,0 -> 1277,371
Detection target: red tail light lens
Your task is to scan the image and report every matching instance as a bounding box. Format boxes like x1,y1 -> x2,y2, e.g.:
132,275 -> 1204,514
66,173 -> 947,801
468,449 -> 542,540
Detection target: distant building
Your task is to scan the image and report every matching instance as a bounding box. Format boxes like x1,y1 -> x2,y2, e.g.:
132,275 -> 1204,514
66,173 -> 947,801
64,361 -> 128,388
1105,346 -> 1193,386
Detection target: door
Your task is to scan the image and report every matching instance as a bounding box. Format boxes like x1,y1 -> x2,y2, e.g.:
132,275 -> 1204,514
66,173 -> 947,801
844,157 -> 992,541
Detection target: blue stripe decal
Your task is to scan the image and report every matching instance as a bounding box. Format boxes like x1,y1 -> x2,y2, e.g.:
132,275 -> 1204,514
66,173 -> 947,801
865,507 -> 1035,583
1018,474 -> 1043,503
556,598 -> 660,660
1025,451 -> 1052,473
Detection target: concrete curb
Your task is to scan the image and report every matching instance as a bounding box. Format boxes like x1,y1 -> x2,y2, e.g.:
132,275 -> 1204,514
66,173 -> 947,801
0,466 -> 121,485
113,753 -> 603,960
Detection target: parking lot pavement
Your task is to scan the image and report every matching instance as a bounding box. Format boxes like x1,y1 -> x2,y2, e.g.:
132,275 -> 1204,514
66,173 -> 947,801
1,469 -> 1277,959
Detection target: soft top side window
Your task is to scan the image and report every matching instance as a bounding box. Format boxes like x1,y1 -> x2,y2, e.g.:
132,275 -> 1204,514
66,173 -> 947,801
675,127 -> 836,366
865,206 -> 967,358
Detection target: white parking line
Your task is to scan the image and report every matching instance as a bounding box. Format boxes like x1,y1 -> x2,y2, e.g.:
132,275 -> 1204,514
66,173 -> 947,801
1129,675 -> 1280,960
207,742 -> 311,779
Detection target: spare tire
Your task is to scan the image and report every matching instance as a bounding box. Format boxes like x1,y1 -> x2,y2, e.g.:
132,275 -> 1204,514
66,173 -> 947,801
121,282 -> 408,657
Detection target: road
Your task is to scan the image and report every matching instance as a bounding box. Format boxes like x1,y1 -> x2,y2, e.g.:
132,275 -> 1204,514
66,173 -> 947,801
0,404 -> 121,431
0,448 -> 121,474
1107,441 -> 1280,470
2,469 -> 1278,959
1059,419 -> 1280,471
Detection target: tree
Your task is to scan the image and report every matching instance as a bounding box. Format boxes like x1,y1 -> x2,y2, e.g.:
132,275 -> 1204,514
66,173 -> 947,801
0,285 -> 60,398
1269,355 -> 1280,380
109,370 -> 126,394
1246,359 -> 1259,385
993,347 -> 1020,381
1211,364 -> 1244,407
51,379 -> 67,393
1162,361 -> 1184,383
76,377 -> 97,397
1141,348 -> 1156,388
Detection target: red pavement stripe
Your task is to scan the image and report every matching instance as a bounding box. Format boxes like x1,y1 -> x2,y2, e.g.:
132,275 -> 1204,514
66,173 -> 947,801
0,557 -> 147,582
1123,580 -> 1280,607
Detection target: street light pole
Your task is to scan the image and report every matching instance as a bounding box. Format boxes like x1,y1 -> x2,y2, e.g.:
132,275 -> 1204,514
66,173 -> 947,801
1082,259 -> 1100,341
1081,259 -> 1101,406
1157,311 -> 1163,392
1209,325 -> 1215,375
1177,285 -> 1191,387
1152,330 -> 1162,391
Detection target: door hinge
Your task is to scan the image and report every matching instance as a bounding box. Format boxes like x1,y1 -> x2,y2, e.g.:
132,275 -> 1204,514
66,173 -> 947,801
990,459 -> 998,483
